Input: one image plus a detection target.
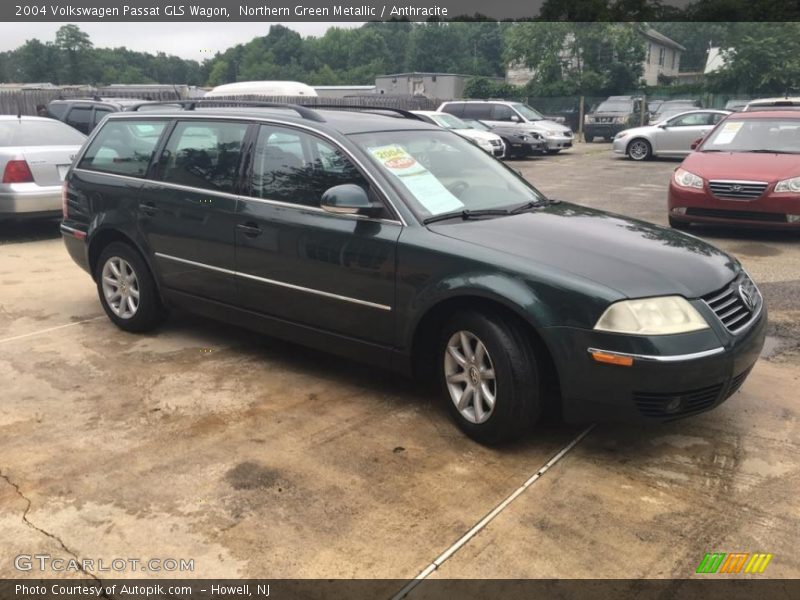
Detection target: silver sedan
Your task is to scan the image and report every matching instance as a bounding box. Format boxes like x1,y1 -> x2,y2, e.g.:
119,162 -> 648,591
613,109 -> 731,161
0,116 -> 86,219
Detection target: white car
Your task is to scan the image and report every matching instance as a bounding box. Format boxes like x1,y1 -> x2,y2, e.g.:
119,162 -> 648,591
411,111 -> 506,158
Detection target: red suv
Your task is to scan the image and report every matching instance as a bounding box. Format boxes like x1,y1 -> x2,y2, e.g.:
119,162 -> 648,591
668,110 -> 800,230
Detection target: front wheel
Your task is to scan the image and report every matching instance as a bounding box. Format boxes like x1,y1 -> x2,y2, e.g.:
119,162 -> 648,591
627,138 -> 652,161
439,310 -> 542,444
96,242 -> 167,332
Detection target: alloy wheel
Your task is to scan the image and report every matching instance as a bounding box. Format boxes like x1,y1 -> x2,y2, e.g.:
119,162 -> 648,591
101,256 -> 140,319
444,330 -> 497,424
629,140 -> 649,160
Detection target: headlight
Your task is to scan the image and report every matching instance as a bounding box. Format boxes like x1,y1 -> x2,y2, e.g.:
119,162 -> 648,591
674,168 -> 704,189
545,130 -> 560,137
613,116 -> 627,124
775,176 -> 800,193
584,115 -> 593,124
519,134 -> 531,141
595,296 -> 709,335
615,132 -> 629,140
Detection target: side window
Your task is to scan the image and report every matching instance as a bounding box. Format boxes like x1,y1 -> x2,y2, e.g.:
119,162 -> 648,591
78,120 -> 168,178
159,121 -> 249,193
442,103 -> 464,117
93,108 -> 112,127
463,104 -> 491,119
251,125 -> 370,209
66,107 -> 92,134
490,104 -> 516,121
670,113 -> 711,127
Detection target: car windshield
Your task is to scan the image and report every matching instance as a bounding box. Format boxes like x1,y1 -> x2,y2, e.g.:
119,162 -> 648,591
596,100 -> 632,113
512,103 -> 544,121
462,119 -> 491,131
701,118 -> 800,153
351,130 -> 543,219
0,119 -> 86,146
429,113 -> 470,130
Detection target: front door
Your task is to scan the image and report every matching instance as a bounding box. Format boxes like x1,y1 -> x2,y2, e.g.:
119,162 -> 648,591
235,124 -> 400,346
659,112 -> 717,155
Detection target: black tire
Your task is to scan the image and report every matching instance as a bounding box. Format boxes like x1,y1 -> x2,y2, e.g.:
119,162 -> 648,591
669,215 -> 691,230
95,241 -> 166,332
438,310 -> 543,445
545,149 -> 561,155
627,138 -> 652,161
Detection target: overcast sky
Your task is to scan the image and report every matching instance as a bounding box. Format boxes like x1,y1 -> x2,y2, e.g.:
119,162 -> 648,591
0,23 -> 361,61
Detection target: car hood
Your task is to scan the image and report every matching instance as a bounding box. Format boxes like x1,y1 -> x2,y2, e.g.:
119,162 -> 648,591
456,129 -> 501,143
523,120 -> 571,133
617,124 -> 659,137
429,203 -> 737,299
682,151 -> 800,182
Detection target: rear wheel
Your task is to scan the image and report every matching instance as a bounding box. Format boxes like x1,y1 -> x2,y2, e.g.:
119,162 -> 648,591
627,138 -> 652,161
96,242 -> 166,332
439,310 -> 542,444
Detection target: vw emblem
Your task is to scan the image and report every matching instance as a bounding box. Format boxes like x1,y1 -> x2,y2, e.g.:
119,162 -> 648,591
738,284 -> 755,311
730,184 -> 743,192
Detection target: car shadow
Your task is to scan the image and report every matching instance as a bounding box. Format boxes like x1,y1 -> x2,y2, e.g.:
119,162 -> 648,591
0,217 -> 61,245
153,311 -> 581,452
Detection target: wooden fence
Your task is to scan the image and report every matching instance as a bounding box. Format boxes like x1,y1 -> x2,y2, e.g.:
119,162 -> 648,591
0,89 -> 445,116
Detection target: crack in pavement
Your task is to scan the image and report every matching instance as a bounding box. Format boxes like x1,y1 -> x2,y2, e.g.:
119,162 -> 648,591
0,468 -> 108,592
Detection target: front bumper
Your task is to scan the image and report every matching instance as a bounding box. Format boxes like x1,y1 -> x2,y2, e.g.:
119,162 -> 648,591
547,301 -> 767,423
612,136 -> 630,155
0,184 -> 62,218
585,123 -> 628,140
504,139 -> 545,156
668,182 -> 800,229
543,134 -> 573,151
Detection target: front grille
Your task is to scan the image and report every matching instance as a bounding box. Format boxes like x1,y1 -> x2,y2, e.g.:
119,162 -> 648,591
702,273 -> 762,333
686,208 -> 786,222
709,180 -> 768,200
489,139 -> 502,147
634,383 -> 723,419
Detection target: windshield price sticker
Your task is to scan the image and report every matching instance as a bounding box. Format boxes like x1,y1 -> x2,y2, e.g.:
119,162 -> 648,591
713,121 -> 744,145
369,145 -> 464,215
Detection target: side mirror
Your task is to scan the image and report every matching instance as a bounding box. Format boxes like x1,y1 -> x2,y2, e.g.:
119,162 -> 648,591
510,115 -> 521,123
690,137 -> 703,150
320,184 -> 379,216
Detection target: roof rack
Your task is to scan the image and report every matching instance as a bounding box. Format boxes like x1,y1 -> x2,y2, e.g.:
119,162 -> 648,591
301,104 -> 425,121
128,99 -> 325,122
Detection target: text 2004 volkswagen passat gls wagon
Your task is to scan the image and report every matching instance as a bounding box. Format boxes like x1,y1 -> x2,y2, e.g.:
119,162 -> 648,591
60,103 -> 766,444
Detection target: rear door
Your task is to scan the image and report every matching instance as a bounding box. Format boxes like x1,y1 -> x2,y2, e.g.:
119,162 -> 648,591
234,124 -> 401,345
65,105 -> 93,135
139,118 -> 251,305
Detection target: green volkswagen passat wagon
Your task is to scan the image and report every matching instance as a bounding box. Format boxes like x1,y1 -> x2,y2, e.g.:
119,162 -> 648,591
60,103 -> 766,444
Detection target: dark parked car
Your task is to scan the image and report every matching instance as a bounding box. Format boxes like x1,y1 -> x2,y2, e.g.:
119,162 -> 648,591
61,103 -> 766,444
47,97 -> 177,134
461,119 -> 546,158
584,96 -> 648,141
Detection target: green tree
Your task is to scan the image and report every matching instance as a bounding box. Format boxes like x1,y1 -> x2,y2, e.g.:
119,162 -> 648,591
708,23 -> 800,94
55,24 -> 93,84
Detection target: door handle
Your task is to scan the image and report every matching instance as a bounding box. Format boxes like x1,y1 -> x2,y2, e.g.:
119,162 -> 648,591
236,222 -> 262,237
138,202 -> 158,216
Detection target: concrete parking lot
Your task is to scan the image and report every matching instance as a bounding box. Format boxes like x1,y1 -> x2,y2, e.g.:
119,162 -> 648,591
1,143 -> 798,587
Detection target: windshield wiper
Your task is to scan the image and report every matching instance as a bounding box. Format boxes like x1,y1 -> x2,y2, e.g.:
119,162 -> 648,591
423,208 -> 511,225
509,199 -> 550,214
746,149 -> 799,154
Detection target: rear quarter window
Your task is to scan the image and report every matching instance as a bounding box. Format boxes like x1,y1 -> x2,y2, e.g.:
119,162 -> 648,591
441,103 -> 465,117
78,120 -> 168,178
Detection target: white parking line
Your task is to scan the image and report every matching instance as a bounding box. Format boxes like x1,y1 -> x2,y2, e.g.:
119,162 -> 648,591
391,424 -> 595,600
0,316 -> 104,346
